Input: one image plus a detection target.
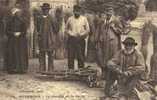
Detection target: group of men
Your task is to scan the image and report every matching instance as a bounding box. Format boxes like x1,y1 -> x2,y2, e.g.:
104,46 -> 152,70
35,3 -> 90,72
36,3 -> 145,99
2,2 -> 154,100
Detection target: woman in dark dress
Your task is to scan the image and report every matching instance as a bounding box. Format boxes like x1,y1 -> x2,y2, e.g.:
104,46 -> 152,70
5,4 -> 29,74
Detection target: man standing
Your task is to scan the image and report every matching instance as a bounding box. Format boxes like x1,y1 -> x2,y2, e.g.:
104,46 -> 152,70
96,8 -> 120,79
105,37 -> 145,99
36,3 -> 56,72
96,7 -> 131,79
66,5 -> 90,70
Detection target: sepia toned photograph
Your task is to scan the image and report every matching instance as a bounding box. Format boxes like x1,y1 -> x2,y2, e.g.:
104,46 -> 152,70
0,0 -> 157,100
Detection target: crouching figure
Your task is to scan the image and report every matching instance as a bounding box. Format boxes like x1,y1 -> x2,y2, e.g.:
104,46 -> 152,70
105,37 -> 145,100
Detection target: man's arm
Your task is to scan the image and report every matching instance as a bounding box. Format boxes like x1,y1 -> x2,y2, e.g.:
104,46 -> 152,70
36,16 -> 41,34
126,51 -> 145,76
107,51 -> 121,74
79,17 -> 90,39
65,17 -> 73,36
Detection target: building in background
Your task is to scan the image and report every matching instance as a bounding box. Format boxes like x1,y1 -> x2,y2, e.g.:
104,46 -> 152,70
30,0 -> 77,12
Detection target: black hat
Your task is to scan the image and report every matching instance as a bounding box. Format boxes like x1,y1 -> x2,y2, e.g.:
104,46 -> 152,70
41,3 -> 51,9
122,37 -> 137,46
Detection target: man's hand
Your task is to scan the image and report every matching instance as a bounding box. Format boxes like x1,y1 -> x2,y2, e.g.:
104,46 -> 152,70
76,33 -> 80,37
121,71 -> 132,78
114,67 -> 122,75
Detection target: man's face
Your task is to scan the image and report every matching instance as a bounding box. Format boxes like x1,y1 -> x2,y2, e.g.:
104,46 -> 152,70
42,9 -> 49,15
124,44 -> 135,52
73,10 -> 81,18
106,14 -> 112,21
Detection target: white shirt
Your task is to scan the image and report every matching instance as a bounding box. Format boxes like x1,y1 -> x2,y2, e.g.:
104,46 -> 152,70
66,15 -> 90,37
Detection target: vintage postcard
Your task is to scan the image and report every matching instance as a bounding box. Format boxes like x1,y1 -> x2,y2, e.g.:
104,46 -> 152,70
0,0 -> 156,100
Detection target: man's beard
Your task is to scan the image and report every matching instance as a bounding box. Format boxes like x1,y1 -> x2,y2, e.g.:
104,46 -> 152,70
124,48 -> 134,54
43,12 -> 48,16
74,14 -> 80,18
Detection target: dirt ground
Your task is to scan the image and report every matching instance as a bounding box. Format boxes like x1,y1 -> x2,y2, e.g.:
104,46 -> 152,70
0,59 -> 104,100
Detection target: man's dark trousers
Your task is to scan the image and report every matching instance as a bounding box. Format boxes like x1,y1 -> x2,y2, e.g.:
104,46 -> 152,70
67,36 -> 85,69
39,50 -> 54,72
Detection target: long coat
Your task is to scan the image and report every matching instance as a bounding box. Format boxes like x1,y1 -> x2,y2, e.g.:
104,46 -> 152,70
95,17 -> 121,68
96,17 -> 131,68
5,15 -> 28,73
36,14 -> 57,52
107,49 -> 145,99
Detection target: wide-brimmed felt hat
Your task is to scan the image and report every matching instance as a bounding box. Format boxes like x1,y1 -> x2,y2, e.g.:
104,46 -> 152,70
122,37 -> 137,46
41,3 -> 51,9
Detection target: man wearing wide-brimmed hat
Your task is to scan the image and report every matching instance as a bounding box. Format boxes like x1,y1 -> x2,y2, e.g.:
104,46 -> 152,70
104,37 -> 145,99
36,3 -> 56,72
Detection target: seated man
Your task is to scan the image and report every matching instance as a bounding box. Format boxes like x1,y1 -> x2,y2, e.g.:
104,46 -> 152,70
105,37 -> 145,99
